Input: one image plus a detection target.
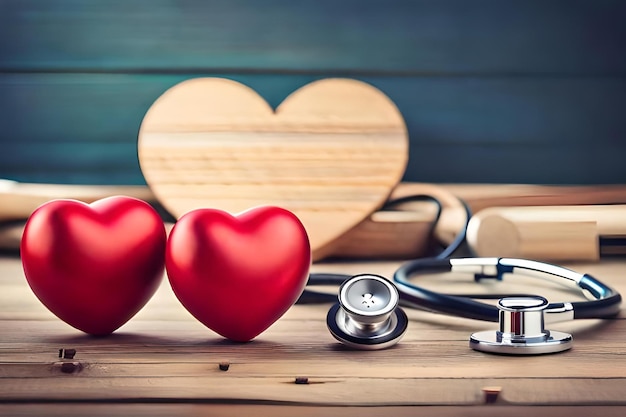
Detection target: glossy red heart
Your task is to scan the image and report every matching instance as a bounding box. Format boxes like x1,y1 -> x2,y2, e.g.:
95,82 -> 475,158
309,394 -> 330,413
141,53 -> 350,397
21,196 -> 166,335
166,206 -> 311,342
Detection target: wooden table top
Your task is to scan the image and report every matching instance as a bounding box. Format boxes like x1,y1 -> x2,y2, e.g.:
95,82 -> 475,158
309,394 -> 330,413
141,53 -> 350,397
1,253 -> 625,416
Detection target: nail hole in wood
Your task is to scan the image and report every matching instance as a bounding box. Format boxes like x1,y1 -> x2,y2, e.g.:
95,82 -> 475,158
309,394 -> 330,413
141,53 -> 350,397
482,386 -> 502,404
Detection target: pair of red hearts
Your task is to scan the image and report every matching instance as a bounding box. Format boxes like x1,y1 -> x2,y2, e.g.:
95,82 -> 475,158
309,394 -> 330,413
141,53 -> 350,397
20,196 -> 311,341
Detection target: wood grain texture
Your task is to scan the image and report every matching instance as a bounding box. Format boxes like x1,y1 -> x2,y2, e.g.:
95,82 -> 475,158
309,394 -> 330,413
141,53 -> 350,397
2,183 -> 626,259
328,183 -> 626,259
324,207 -> 438,259
430,184 -> 626,213
138,78 -> 408,259
467,205 -> 626,261
2,405 -> 626,417
0,179 -> 154,221
327,183 -> 465,258
1,254 -> 626,412
1,0 -> 625,75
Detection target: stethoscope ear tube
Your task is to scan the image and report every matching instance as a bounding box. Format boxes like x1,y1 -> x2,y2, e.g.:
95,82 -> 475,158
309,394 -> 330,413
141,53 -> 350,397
302,259 -> 622,324
393,258 -> 622,323
297,273 -> 351,304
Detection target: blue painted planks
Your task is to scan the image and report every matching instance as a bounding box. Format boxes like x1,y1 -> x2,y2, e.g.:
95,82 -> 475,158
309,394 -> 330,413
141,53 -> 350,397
3,140 -> 623,185
1,0 -> 625,185
1,0 -> 625,75
410,142 -> 626,185
1,74 -> 625,185
2,74 -> 625,146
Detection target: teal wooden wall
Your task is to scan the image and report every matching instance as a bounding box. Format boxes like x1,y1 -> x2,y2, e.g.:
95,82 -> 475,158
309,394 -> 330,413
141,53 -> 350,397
1,0 -> 625,185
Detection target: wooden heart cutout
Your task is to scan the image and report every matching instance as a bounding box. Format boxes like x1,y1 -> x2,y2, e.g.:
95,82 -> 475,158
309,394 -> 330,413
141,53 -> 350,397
138,78 -> 408,259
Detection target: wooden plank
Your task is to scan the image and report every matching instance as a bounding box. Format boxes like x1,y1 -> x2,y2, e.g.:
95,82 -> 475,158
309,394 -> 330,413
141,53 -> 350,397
466,205 -> 626,260
3,352 -> 626,379
0,318 -> 625,379
1,255 -> 625,352
0,312 -> 623,346
3,182 -> 626,259
3,256 -> 625,320
408,184 -> 626,213
2,74 -> 626,185
5,142 -> 626,185
3,182 -> 626,260
4,74 -> 626,147
1,0 -> 625,75
1,376 -> 626,405
2,255 -> 626,408
2,405 -> 626,417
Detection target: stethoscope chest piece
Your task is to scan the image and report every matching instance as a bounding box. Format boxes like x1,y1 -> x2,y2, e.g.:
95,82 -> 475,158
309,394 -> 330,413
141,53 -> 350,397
470,296 -> 573,355
327,274 -> 408,350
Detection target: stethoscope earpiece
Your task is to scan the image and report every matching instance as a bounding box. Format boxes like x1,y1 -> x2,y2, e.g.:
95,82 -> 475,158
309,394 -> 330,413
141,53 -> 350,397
469,296 -> 573,355
327,274 -> 408,350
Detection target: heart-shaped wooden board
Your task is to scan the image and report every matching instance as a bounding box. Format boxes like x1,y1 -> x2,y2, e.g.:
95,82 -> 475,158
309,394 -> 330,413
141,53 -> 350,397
138,78 -> 408,260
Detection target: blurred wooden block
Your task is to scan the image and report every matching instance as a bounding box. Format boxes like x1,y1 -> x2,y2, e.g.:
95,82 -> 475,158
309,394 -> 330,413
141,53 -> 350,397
325,207 -> 438,259
467,205 -> 626,261
3,181 -> 626,259
327,183 -> 626,260
0,179 -> 153,222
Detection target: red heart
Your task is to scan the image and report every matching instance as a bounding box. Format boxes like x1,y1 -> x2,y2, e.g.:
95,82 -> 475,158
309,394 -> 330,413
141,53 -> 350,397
21,196 -> 166,335
166,206 -> 311,342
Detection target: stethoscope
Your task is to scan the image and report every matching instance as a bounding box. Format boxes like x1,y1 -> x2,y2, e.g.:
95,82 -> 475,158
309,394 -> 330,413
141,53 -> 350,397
299,195 -> 622,355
